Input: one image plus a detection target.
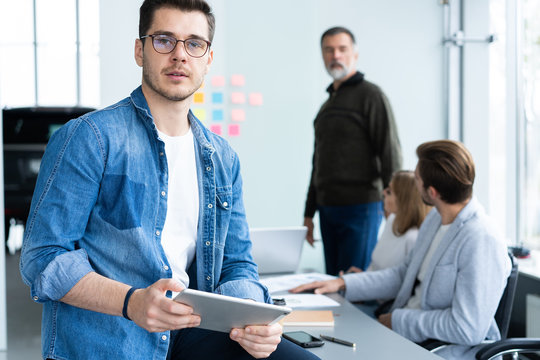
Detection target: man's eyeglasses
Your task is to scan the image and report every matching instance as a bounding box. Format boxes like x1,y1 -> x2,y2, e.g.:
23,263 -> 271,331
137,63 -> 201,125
140,34 -> 211,58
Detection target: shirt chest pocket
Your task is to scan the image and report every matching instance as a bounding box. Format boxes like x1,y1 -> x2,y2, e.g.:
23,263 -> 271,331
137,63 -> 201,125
425,264 -> 456,309
214,189 -> 232,247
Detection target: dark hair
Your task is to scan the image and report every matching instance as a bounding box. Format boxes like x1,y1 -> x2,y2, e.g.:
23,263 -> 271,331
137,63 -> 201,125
139,0 -> 216,42
416,140 -> 475,204
320,26 -> 356,45
391,170 -> 431,236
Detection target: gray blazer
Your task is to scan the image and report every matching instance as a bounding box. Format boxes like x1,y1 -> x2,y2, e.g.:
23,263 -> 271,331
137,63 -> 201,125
343,198 -> 511,359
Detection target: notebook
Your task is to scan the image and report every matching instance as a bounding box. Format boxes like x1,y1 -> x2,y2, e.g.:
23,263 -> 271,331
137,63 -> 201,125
280,310 -> 335,327
250,226 -> 307,275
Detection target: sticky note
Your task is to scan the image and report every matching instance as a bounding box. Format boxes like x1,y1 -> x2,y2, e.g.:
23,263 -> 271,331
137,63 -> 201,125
212,109 -> 224,121
230,74 -> 245,87
210,124 -> 222,135
231,109 -> 246,122
192,108 -> 206,121
228,124 -> 240,137
212,92 -> 223,104
194,92 -> 204,103
231,92 -> 246,104
249,92 -> 263,106
211,76 -> 225,87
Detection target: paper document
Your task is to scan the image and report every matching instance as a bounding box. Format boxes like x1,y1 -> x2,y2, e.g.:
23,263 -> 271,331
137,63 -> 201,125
279,294 -> 340,308
260,272 -> 336,294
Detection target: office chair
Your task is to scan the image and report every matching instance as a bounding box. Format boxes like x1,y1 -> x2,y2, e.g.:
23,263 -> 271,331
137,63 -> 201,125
419,252 -> 521,358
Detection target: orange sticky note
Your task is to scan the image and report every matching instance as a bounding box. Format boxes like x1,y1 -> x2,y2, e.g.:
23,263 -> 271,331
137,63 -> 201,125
211,76 -> 225,87
228,124 -> 240,137
231,109 -> 245,122
231,74 -> 245,87
249,93 -> 263,106
192,108 -> 206,121
231,92 -> 246,104
210,124 -> 222,135
194,92 -> 204,103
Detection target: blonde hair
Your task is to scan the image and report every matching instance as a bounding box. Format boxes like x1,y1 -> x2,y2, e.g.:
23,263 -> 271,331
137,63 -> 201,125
391,170 -> 431,236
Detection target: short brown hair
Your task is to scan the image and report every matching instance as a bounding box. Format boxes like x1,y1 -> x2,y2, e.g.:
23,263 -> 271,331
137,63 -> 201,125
139,0 -> 216,42
416,140 -> 475,204
391,170 -> 431,236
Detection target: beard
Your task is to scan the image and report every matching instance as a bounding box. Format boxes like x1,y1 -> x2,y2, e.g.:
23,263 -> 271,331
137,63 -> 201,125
326,61 -> 350,80
142,63 -> 200,102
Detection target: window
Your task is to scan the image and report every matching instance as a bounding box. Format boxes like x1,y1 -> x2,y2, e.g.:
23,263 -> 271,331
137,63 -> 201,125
0,0 -> 100,108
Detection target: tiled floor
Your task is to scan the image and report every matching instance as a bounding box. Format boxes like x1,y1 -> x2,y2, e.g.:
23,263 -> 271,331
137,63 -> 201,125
1,251 -> 41,359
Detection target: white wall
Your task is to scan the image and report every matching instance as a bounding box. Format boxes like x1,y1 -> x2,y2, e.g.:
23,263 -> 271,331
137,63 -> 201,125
0,73 -> 7,351
99,0 -> 445,228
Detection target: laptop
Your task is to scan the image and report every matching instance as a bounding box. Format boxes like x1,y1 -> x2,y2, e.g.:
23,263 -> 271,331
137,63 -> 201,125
249,226 -> 307,275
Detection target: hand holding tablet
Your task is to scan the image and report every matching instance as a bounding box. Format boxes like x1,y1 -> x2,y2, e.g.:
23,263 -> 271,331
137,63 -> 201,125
174,289 -> 292,333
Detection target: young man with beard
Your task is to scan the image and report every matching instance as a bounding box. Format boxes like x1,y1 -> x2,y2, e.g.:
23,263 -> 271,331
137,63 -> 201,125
304,26 -> 402,275
20,1 -> 319,359
294,140 -> 511,360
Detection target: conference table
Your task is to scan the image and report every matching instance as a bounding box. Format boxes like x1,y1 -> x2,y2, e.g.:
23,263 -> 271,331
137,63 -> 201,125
280,292 -> 442,359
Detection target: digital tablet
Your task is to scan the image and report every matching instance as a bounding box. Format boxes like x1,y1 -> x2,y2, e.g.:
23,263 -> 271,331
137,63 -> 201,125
174,289 -> 292,333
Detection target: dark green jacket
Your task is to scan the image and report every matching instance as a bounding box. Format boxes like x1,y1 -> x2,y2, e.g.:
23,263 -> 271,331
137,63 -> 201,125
304,72 -> 402,218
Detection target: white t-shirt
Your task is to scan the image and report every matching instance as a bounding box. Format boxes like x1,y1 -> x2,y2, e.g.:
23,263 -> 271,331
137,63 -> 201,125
157,127 -> 199,290
367,213 -> 418,272
406,223 -> 451,309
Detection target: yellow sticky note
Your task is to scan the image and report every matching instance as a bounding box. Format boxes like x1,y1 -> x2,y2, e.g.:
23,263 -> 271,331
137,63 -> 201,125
194,92 -> 204,103
192,108 -> 206,121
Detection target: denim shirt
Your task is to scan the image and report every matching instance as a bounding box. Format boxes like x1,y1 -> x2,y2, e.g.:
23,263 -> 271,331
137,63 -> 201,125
20,86 -> 270,360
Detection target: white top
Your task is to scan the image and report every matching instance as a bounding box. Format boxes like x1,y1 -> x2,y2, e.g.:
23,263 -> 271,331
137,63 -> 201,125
406,223 -> 450,309
157,127 -> 199,290
367,214 -> 418,272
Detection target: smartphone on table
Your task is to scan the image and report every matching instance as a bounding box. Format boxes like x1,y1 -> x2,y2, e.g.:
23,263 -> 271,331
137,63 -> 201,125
282,331 -> 325,348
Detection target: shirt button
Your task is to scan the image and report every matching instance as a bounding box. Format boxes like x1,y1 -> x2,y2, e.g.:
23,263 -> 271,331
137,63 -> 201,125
33,296 -> 38,301
163,265 -> 169,271
205,241 -> 211,246
156,230 -> 161,236
206,166 -> 211,171
223,202 -> 228,207
159,152 -> 164,156
161,191 -> 166,197
161,335 -> 167,341
206,276 -> 211,281
208,204 -> 213,208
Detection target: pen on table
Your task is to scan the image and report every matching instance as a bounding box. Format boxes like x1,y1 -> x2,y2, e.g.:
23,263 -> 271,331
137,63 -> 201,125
319,334 -> 356,348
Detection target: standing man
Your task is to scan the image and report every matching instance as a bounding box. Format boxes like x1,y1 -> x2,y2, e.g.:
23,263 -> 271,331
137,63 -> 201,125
304,26 -> 402,275
20,1 -> 319,359
294,140 -> 511,360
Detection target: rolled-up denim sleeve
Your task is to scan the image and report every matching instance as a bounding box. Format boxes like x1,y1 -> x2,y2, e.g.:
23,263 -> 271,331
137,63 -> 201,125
20,116 -> 105,302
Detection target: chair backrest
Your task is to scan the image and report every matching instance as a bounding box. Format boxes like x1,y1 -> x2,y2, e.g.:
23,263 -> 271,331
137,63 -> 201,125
494,252 -> 518,340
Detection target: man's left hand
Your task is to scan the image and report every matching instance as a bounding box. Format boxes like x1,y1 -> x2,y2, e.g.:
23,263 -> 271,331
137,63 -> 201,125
230,322 -> 282,358
378,313 -> 392,329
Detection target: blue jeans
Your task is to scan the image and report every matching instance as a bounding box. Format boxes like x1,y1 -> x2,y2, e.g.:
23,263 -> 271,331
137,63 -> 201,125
319,201 -> 383,275
167,328 -> 320,360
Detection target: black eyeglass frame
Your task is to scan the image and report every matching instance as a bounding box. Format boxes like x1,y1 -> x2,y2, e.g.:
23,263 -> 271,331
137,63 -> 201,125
140,34 -> 212,58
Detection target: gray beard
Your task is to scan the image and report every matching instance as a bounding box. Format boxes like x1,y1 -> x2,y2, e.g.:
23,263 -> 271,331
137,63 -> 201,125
326,62 -> 349,80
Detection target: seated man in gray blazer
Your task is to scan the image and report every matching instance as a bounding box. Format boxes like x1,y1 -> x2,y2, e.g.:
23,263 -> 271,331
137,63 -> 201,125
291,139 -> 511,360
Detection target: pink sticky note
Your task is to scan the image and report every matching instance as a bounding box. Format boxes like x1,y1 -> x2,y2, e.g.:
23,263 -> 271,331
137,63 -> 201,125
210,124 -> 222,135
231,92 -> 246,104
211,75 -> 225,87
228,124 -> 240,137
249,92 -> 263,106
230,74 -> 245,87
231,109 -> 246,122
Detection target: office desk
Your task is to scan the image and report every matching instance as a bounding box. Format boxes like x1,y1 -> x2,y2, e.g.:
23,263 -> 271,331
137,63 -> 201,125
282,293 -> 441,359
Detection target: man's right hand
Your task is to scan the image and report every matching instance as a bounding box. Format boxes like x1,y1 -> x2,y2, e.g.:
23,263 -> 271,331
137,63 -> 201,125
128,279 -> 201,333
303,217 -> 315,246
